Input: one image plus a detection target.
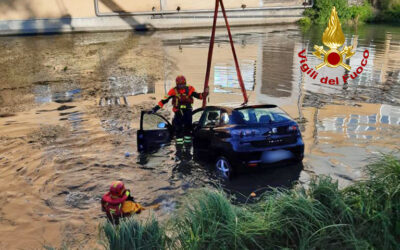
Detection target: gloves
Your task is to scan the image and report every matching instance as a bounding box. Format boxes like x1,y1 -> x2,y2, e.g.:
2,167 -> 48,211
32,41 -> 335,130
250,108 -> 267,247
149,105 -> 160,114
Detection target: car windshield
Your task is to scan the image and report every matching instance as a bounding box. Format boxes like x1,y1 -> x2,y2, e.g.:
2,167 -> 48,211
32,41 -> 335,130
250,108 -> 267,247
231,107 -> 291,125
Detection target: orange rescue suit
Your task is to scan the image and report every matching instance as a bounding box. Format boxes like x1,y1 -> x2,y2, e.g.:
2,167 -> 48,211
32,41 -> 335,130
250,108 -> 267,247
157,85 -> 203,112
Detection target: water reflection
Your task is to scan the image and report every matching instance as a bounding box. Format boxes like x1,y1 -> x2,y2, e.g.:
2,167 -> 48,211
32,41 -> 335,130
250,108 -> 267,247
34,82 -> 81,104
104,75 -> 153,98
319,104 -> 400,140
214,60 -> 256,91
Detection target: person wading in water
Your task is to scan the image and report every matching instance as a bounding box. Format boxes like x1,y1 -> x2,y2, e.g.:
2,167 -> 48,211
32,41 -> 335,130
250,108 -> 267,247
151,75 -> 208,146
101,181 -> 142,224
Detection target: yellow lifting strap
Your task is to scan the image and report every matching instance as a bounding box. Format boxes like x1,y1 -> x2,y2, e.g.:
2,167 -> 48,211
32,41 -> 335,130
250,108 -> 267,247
122,201 -> 143,214
121,201 -> 161,214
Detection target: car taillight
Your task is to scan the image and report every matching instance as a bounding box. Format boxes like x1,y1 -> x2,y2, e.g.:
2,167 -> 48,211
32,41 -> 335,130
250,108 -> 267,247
288,125 -> 298,132
248,162 -> 258,167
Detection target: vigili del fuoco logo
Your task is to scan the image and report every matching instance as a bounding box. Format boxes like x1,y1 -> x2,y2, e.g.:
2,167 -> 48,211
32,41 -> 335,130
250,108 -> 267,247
298,7 -> 369,86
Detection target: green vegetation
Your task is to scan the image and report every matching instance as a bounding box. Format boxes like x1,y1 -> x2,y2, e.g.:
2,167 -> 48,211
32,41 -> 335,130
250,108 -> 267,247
301,0 -> 400,26
101,217 -> 165,250
298,16 -> 312,30
100,154 -> 400,249
374,0 -> 400,23
302,0 -> 373,25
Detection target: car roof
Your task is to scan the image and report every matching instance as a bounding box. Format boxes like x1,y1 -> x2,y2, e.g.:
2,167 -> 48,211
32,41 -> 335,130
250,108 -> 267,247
203,106 -> 233,113
234,104 -> 277,110
204,104 -> 278,113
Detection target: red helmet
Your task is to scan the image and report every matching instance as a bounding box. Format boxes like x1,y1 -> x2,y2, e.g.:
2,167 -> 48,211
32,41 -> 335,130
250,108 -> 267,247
176,75 -> 186,86
109,181 -> 125,197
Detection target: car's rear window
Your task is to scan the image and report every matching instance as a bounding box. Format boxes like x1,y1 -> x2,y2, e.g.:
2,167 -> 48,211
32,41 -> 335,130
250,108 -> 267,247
231,107 -> 291,125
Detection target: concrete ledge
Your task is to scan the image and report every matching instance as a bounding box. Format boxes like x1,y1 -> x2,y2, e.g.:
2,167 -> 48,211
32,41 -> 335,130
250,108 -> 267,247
0,8 -> 304,35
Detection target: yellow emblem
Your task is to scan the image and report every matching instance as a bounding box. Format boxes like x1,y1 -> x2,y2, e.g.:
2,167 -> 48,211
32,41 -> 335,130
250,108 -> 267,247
313,7 -> 354,70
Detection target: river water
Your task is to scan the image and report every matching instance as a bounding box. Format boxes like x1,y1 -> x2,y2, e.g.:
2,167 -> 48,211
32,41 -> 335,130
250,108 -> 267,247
0,24 -> 399,248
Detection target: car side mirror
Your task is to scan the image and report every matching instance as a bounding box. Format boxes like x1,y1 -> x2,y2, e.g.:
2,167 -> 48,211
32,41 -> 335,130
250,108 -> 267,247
157,122 -> 166,129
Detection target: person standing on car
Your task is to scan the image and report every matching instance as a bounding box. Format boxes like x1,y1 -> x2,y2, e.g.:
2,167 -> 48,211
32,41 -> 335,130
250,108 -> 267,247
151,75 -> 207,145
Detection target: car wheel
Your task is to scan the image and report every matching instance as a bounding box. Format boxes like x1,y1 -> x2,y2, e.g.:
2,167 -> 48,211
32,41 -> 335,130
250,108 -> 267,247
216,156 -> 233,180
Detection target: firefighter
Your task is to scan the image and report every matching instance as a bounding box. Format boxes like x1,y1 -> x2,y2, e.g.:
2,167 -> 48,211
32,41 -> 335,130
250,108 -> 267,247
151,75 -> 208,145
101,181 -> 142,225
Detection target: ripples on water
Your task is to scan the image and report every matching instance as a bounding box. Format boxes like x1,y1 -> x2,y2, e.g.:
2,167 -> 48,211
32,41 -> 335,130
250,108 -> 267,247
0,24 -> 399,248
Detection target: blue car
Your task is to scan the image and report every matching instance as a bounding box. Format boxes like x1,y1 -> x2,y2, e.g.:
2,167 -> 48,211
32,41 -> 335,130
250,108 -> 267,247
138,105 -> 304,179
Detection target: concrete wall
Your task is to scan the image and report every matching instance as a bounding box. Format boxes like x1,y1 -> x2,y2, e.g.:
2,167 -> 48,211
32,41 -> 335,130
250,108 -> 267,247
0,0 -> 303,20
162,0 -> 261,11
0,0 -> 307,34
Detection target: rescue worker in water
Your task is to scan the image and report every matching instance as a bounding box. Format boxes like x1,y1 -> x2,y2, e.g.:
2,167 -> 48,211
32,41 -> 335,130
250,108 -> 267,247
151,75 -> 208,145
101,181 -> 142,224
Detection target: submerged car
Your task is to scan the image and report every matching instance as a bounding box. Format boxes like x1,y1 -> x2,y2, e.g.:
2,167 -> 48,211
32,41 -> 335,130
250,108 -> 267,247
137,105 -> 304,179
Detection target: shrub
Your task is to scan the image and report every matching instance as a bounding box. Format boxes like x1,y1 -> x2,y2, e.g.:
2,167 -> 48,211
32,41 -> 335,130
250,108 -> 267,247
304,0 -> 373,25
348,1 -> 374,23
305,0 -> 349,25
298,16 -> 312,28
374,4 -> 400,23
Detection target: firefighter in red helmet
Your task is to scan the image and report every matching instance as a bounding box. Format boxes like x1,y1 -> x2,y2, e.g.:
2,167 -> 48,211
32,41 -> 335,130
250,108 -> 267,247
101,181 -> 142,224
151,75 -> 208,145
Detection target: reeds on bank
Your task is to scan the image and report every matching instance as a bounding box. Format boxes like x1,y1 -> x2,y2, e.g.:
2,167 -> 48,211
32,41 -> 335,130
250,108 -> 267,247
101,154 -> 400,250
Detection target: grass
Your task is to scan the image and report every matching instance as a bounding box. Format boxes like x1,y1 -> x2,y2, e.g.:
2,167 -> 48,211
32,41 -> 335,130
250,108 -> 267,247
100,217 -> 165,250
100,154 -> 400,249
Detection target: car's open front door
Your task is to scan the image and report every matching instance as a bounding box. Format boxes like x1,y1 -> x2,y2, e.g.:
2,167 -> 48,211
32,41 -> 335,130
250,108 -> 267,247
137,111 -> 172,153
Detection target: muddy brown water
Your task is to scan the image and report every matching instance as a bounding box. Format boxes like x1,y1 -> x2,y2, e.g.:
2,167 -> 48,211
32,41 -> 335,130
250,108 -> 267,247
0,24 -> 399,248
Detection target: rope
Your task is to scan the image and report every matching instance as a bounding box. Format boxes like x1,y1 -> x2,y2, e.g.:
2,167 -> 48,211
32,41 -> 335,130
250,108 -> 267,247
219,0 -> 248,105
202,0 -> 220,108
203,0 -> 248,108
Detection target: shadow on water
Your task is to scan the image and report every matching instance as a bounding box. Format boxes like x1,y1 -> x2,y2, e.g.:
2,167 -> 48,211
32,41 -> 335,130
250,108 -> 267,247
98,0 -> 153,31
222,162 -> 303,203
